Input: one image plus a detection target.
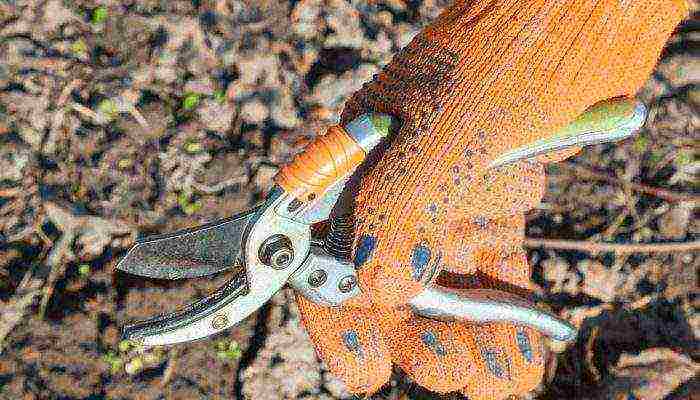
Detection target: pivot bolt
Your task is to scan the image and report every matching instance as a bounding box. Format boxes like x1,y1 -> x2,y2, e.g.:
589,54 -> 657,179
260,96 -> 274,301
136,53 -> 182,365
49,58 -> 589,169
259,235 -> 294,269
338,275 -> 357,293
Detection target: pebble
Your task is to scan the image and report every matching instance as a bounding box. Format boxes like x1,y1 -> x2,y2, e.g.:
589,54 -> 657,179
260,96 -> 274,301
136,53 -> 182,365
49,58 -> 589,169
198,99 -> 236,132
253,164 -> 278,193
240,99 -> 269,124
657,202 -> 692,240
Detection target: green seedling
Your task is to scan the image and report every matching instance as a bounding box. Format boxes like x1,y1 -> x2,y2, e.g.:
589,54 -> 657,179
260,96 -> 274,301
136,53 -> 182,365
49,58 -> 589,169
633,134 -> 649,154
183,138 -> 203,154
213,90 -> 227,104
103,351 -> 124,374
647,151 -> 663,166
92,6 -> 108,24
215,340 -> 242,361
182,93 -> 201,111
71,39 -> 89,56
675,150 -> 692,166
178,192 -> 202,215
97,99 -> 119,121
118,339 -> 132,353
117,157 -> 133,170
78,264 -> 90,277
124,356 -> 143,375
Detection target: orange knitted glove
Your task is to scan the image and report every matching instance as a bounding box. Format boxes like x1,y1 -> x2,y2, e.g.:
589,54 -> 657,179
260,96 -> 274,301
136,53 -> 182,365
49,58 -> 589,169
296,0 -> 688,397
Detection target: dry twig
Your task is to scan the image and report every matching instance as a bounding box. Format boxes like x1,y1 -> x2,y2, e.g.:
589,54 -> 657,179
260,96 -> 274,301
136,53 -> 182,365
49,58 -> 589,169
560,163 -> 700,203
38,202 -> 135,317
524,238 -> 700,254
0,271 -> 42,354
160,348 -> 178,388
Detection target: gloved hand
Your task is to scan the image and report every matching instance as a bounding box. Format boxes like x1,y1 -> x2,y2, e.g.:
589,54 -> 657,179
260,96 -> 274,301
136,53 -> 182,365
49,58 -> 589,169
295,0 -> 689,398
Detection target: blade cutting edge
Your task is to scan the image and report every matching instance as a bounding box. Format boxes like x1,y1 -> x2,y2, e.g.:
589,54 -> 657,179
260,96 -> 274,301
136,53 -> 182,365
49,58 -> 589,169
116,206 -> 261,279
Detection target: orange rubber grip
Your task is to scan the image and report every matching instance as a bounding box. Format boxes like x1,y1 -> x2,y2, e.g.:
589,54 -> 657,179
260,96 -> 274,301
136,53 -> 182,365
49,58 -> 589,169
274,125 -> 366,202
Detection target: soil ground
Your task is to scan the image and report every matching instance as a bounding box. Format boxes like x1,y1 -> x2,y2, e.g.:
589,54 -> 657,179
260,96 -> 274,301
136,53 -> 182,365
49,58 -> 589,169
0,1 -> 698,399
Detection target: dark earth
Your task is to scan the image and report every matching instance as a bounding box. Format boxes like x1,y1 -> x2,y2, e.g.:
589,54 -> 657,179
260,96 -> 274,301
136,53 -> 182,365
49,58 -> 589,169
0,1 -> 698,399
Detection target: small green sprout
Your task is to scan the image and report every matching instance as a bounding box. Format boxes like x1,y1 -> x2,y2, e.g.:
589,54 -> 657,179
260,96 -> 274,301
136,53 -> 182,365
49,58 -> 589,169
92,6 -> 108,24
215,340 -> 242,361
103,351 -> 123,374
633,134 -> 649,154
182,93 -> 201,111
183,138 -> 202,154
124,357 -> 143,375
675,150 -> 692,166
178,192 -> 202,215
117,157 -> 133,170
78,264 -> 90,277
118,340 -> 132,353
177,192 -> 188,208
213,90 -> 227,104
143,346 -> 164,364
183,201 -> 203,215
97,98 -> 119,121
647,151 -> 663,166
143,352 -> 159,364
71,39 -> 88,56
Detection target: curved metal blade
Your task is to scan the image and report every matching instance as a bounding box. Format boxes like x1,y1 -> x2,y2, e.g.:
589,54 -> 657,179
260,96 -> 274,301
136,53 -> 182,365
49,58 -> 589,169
116,206 -> 262,279
122,272 -> 248,345
124,261 -> 299,346
410,287 -> 577,342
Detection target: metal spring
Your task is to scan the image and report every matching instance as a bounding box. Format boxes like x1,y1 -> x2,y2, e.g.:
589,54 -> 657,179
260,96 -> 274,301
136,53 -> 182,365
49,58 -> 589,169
324,213 -> 355,260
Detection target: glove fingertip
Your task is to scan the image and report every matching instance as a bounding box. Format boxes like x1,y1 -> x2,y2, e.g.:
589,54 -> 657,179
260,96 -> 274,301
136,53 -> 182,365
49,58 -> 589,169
460,325 -> 546,400
296,295 -> 393,395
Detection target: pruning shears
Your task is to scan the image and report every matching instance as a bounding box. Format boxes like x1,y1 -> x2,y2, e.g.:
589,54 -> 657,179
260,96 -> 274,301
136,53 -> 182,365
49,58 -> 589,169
116,99 -> 645,348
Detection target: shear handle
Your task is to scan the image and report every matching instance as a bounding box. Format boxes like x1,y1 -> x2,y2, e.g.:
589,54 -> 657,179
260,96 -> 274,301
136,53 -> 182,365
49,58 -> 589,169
489,98 -> 646,168
409,286 -> 577,342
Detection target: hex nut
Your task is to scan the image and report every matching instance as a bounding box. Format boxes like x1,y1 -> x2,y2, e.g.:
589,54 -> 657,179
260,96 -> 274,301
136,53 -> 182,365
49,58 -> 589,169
259,234 -> 294,269
338,275 -> 357,293
308,269 -> 328,287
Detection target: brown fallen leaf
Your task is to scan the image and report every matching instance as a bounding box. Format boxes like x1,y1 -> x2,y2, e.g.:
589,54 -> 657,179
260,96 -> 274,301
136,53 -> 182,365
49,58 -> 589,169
588,348 -> 698,400
0,273 -> 42,354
